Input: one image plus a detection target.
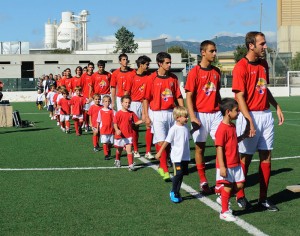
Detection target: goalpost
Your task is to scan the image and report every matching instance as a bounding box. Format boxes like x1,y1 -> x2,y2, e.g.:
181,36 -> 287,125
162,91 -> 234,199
287,71 -> 300,96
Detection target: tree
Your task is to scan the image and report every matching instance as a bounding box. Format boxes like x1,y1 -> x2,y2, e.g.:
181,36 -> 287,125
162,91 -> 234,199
233,44 -> 247,62
114,26 -> 138,53
167,45 -> 195,65
290,52 -> 300,71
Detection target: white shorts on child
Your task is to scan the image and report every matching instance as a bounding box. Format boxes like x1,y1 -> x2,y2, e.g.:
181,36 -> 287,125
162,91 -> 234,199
236,109 -> 274,155
114,137 -> 132,147
216,165 -> 245,184
116,97 -> 122,111
191,111 -> 222,143
72,114 -> 83,120
101,134 -> 114,144
60,114 -> 70,122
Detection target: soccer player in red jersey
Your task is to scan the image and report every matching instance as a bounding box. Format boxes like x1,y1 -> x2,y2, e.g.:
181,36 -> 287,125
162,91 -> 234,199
144,52 -> 184,181
215,98 -> 248,222
232,31 -> 284,211
71,66 -> 83,96
113,95 -> 143,171
110,53 -> 135,111
92,60 -> 111,103
125,55 -> 152,158
57,89 -> 72,134
81,62 -> 95,132
70,86 -> 86,136
185,40 -> 222,194
88,94 -> 103,152
61,68 -> 72,94
97,95 -> 115,160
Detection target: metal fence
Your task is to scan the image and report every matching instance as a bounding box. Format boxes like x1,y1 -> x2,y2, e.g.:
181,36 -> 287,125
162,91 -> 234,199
1,78 -> 39,91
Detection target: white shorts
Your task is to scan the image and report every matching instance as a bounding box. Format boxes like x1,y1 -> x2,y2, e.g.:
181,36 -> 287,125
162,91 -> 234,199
152,110 -> 174,144
130,101 -> 142,119
60,114 -> 70,122
116,97 -> 122,111
101,134 -> 114,144
192,111 -> 222,142
72,114 -> 83,120
236,109 -> 274,155
55,108 -> 60,115
114,137 -> 132,147
216,165 -> 245,184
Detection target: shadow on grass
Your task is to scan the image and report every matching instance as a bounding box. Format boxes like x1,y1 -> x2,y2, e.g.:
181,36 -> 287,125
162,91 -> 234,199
0,127 -> 52,134
245,167 -> 293,188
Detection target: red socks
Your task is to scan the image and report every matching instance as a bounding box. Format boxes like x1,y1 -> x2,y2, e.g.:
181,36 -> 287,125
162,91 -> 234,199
145,129 -> 153,153
236,162 -> 247,199
127,153 -> 133,165
132,130 -> 138,152
259,162 -> 271,200
196,163 -> 207,183
103,144 -> 108,156
155,144 -> 168,172
221,189 -> 231,213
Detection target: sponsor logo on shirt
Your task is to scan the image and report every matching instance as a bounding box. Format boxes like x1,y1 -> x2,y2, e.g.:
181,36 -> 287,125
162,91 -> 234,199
256,78 -> 267,94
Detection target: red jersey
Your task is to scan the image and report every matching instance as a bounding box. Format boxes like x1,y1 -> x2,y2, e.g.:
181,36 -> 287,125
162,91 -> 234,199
215,122 -> 240,168
58,97 -> 71,115
125,72 -> 149,101
111,68 -> 135,97
232,58 -> 270,111
88,104 -> 103,127
71,76 -> 83,91
98,108 -> 114,135
92,71 -> 111,95
185,65 -> 221,112
113,110 -> 139,139
53,93 -> 59,106
56,79 -> 63,88
61,78 -> 72,93
81,73 -> 93,99
70,95 -> 85,115
144,71 -> 182,111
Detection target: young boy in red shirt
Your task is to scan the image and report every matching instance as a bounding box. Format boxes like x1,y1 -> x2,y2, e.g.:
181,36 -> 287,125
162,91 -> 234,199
97,95 -> 115,160
71,86 -> 86,136
88,94 -> 103,152
215,98 -> 249,221
57,89 -> 71,133
113,95 -> 143,171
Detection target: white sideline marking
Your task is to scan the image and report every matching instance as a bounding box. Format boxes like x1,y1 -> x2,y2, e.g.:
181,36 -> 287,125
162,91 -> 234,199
0,166 -> 143,171
139,157 -> 268,236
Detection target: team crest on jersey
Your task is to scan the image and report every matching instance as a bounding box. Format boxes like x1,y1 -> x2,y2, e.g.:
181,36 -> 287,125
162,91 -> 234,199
99,80 -> 106,88
139,84 -> 145,92
202,81 -> 216,96
256,78 -> 267,94
161,88 -> 173,101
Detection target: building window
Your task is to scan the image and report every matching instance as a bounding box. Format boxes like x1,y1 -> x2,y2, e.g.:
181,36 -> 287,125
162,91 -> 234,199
79,60 -> 90,64
0,61 -> 11,64
45,61 -> 59,64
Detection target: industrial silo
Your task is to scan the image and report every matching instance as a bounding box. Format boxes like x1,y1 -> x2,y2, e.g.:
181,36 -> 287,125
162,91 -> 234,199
57,11 -> 76,50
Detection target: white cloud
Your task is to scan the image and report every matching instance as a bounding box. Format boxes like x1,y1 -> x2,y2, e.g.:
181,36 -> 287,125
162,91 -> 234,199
88,35 -> 116,43
213,31 -> 244,37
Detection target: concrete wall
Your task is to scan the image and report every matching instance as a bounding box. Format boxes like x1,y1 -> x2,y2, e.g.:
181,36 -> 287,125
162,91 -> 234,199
3,86 -> 299,102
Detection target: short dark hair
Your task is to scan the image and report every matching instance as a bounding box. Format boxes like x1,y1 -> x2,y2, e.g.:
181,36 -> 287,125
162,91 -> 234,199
200,40 -> 216,52
136,55 -> 151,68
119,53 -> 128,62
97,60 -> 106,67
219,98 -> 238,116
121,94 -> 131,102
245,31 -> 265,50
156,52 -> 171,64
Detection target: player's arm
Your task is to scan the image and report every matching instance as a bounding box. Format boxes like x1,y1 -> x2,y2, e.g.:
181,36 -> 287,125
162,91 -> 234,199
216,145 -> 227,177
176,96 -> 184,107
142,99 -> 151,128
267,88 -> 284,125
186,91 -> 201,127
155,141 -> 170,160
110,87 -> 116,110
113,123 -> 121,136
235,91 -> 256,137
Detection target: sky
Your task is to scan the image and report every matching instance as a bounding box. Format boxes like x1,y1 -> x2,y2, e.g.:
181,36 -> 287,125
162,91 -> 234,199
0,0 -> 277,48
